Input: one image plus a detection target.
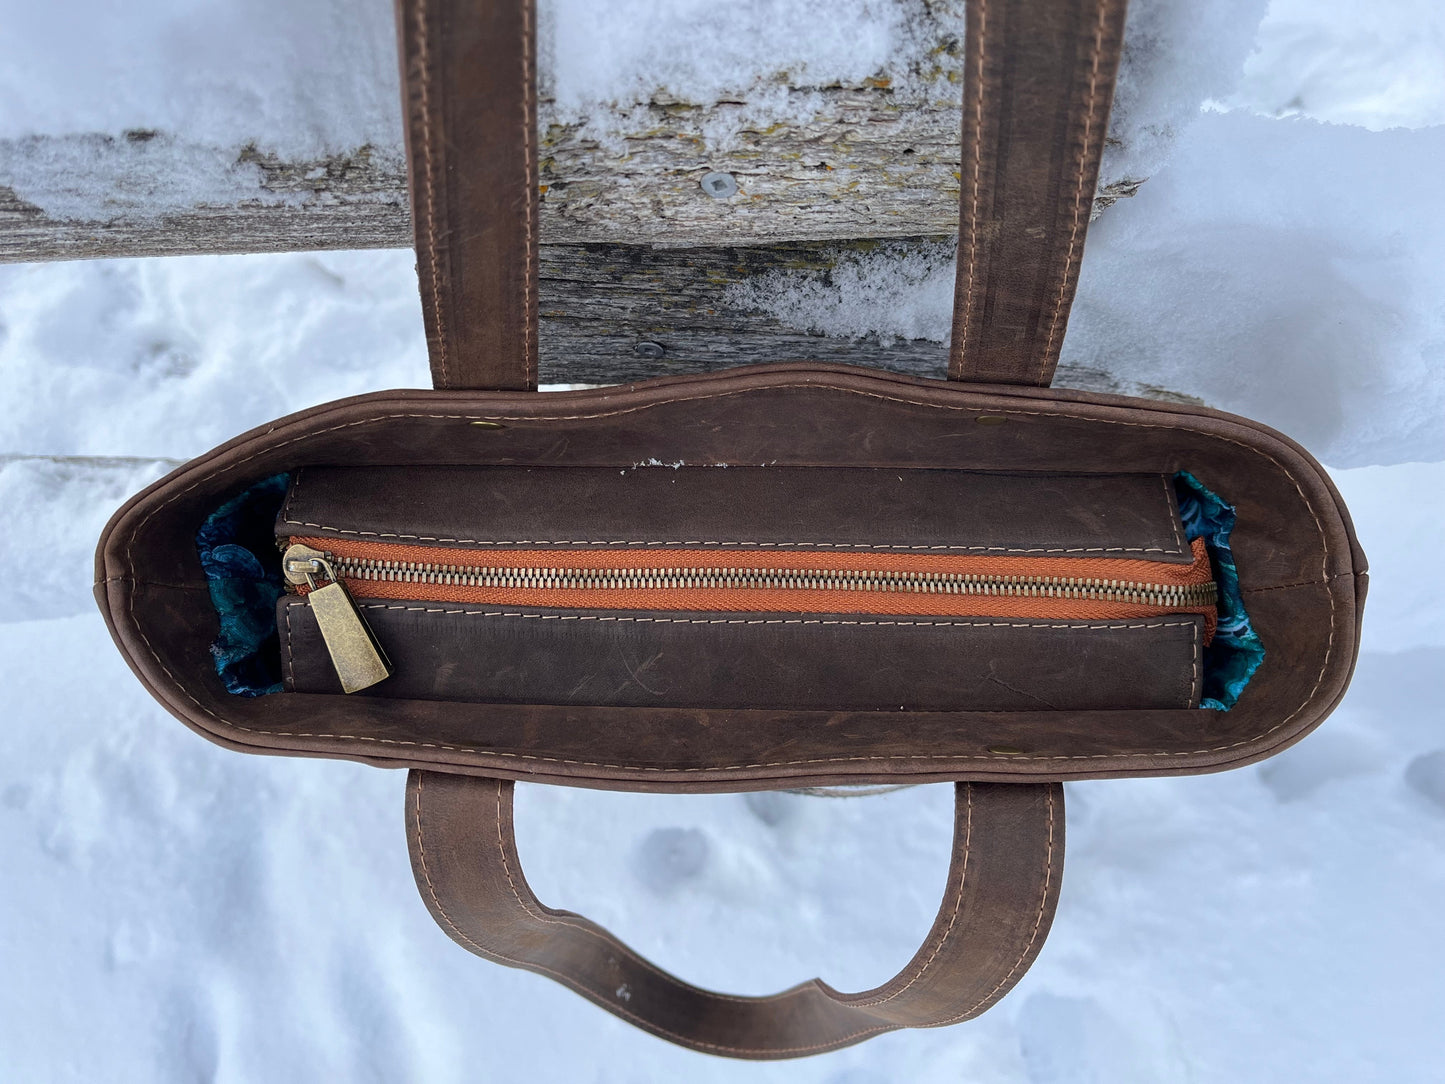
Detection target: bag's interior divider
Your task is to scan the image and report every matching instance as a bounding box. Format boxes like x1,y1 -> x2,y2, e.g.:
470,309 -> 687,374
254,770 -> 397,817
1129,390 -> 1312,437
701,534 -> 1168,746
196,465 -> 1256,710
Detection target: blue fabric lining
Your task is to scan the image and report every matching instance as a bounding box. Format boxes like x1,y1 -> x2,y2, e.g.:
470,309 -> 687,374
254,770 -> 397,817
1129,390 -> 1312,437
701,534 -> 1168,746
195,473 -> 291,697
1173,471 -> 1265,710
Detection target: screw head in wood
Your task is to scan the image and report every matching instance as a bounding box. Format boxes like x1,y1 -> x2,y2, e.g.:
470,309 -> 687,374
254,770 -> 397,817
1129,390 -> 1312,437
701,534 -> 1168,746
700,171 -> 739,199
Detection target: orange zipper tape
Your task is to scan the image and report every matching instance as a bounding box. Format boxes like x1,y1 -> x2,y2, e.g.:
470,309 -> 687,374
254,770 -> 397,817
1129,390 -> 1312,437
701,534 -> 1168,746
290,535 -> 1218,639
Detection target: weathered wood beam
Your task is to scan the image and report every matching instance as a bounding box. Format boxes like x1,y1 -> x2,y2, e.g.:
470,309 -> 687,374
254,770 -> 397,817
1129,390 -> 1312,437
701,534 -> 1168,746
0,135 -> 411,261
537,237 -> 1199,405
0,118 -> 1141,264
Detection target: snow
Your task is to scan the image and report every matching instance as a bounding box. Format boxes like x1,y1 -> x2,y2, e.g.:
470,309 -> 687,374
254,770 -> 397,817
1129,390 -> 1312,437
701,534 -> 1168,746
0,1 -> 402,155
3,0 -> 1445,1080
726,240 -> 957,346
1066,112 -> 1445,467
0,0 -> 924,218
542,0 -> 914,149
0,251 -> 429,458
731,100 -> 1445,469
1227,0 -> 1445,129
1101,0 -> 1271,190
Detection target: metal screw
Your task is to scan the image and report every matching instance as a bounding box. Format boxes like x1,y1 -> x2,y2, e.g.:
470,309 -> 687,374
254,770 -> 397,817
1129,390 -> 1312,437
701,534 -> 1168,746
700,171 -> 739,199
633,341 -> 666,359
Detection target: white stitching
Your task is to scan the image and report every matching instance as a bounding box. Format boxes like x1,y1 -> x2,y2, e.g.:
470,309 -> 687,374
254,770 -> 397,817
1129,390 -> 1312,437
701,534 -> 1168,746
849,783 -> 974,1009
951,0 -> 988,373
935,784 -> 1056,1023
520,0 -> 536,387
1190,621 -> 1202,707
347,608 -> 1201,632
1163,472 -> 1185,554
1039,0 -> 1111,383
283,605 -> 295,689
281,523 -> 1182,554
414,0 -> 448,387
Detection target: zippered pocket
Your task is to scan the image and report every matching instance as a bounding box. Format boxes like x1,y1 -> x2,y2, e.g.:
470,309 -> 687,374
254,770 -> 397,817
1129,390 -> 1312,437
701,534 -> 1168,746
280,536 -> 1217,689
273,466 -> 1218,710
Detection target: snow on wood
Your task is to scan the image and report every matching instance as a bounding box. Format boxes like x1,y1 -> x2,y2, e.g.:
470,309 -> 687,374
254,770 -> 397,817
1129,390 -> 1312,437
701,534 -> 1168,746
0,103 -> 1153,393
0,97 -> 1137,263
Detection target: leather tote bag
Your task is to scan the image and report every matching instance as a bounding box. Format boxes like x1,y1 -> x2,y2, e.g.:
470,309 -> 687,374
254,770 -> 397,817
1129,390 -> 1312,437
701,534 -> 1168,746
96,0 -> 1366,1058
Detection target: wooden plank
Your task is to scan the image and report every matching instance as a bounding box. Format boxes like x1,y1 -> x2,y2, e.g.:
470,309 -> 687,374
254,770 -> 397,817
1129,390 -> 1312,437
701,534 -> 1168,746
0,0 -> 1141,263
0,120 -> 1141,263
0,135 -> 411,261
536,237 -> 1198,403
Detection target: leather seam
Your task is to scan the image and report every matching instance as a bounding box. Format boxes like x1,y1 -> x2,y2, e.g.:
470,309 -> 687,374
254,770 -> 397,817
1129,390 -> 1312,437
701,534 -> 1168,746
1162,473 -> 1185,554
415,0 -> 448,387
283,604 -> 295,690
1038,0 -> 1110,383
1240,575 -> 1350,594
120,383 -> 1341,767
520,0 -> 535,388
950,0 -> 987,375
279,522 -> 1185,555
489,778 -> 550,925
280,465 -> 304,524
848,783 -> 973,1009
1189,621 -> 1201,707
936,784 -> 1055,1024
350,607 -> 1203,632
282,465 -> 1186,556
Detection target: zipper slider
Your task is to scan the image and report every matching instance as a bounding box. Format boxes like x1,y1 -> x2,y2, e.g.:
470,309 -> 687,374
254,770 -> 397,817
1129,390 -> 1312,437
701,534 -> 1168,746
283,543 -> 392,694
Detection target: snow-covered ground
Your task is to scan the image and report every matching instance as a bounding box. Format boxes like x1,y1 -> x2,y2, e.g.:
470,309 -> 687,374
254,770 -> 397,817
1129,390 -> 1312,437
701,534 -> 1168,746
3,1 -> 1444,1081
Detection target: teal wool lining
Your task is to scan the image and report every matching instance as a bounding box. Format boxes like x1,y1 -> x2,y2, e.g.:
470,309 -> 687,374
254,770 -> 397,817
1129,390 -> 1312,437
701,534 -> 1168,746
195,474 -> 291,697
1173,471 -> 1265,710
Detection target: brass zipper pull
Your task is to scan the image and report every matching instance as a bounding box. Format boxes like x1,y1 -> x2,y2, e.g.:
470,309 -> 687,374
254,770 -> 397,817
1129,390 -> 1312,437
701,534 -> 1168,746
283,543 -> 392,694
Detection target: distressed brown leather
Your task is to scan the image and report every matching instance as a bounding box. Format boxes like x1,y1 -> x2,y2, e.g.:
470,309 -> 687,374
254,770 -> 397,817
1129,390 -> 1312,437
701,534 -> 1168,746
285,600 -> 1204,710
406,772 -> 1064,1058
950,0 -> 1128,385
280,466 -> 1194,561
396,0 -> 537,390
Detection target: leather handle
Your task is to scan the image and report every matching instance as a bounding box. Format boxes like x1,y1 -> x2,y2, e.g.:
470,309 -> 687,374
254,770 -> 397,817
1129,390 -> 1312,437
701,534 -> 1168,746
396,0 -> 539,391
406,772 -> 1063,1060
948,0 -> 1128,386
394,0 -> 1127,394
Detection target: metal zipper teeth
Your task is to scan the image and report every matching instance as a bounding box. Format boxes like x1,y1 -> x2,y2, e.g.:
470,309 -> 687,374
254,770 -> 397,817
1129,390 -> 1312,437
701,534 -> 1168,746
328,556 -> 1218,608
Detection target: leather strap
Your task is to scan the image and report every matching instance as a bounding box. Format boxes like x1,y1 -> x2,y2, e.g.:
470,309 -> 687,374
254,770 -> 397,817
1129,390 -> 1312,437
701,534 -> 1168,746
406,772 -> 1063,1060
948,0 -> 1128,386
395,0 -> 1126,393
395,0 -> 538,390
